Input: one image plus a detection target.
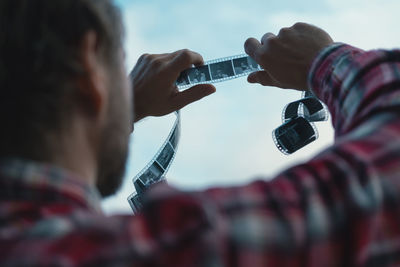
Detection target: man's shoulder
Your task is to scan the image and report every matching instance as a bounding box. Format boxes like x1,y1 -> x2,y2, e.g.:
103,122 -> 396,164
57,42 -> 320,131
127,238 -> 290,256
31,209 -> 137,239
0,207 -> 141,265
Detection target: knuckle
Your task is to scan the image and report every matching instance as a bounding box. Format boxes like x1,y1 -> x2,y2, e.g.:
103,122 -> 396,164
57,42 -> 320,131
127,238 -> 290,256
138,53 -> 149,62
180,48 -> 191,55
278,27 -> 290,37
151,58 -> 163,68
261,33 -> 273,42
179,49 -> 192,63
244,38 -> 252,48
147,54 -> 157,61
293,22 -> 306,29
267,37 -> 279,47
142,54 -> 157,64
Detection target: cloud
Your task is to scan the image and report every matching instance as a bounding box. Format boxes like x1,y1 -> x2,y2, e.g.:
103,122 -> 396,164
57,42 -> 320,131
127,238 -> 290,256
267,0 -> 400,49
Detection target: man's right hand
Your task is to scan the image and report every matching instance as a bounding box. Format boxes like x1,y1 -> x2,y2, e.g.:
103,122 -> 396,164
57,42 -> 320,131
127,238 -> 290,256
244,22 -> 334,91
130,49 -> 216,122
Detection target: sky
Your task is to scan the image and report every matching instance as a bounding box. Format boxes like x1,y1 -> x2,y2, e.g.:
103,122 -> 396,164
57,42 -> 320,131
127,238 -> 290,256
103,0 -> 400,214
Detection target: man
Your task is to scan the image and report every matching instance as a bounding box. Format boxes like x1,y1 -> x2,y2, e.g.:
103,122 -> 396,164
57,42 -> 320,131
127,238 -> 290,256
0,0 -> 399,266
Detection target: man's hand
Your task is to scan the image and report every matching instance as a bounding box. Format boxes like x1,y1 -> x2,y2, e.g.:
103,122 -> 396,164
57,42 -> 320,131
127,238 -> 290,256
244,22 -> 334,91
130,49 -> 216,122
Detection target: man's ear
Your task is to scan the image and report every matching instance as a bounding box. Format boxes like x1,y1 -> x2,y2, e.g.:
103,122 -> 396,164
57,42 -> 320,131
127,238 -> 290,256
77,31 -> 108,118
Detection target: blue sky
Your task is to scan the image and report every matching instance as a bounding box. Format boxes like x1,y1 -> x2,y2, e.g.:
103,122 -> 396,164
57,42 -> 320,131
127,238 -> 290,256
103,0 -> 400,214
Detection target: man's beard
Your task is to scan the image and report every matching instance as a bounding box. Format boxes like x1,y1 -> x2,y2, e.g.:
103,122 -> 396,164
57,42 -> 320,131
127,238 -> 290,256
96,126 -> 129,198
95,74 -> 131,198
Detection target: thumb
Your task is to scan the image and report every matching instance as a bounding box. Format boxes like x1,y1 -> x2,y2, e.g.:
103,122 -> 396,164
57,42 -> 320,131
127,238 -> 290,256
172,84 -> 216,110
248,71 -> 280,87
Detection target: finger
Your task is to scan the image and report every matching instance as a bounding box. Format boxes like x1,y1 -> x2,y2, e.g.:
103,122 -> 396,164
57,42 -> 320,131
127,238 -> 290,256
277,27 -> 290,38
244,37 -> 261,59
136,53 -> 170,65
171,84 -> 216,110
261,32 -> 276,45
136,53 -> 149,65
247,71 -> 280,87
170,49 -> 204,71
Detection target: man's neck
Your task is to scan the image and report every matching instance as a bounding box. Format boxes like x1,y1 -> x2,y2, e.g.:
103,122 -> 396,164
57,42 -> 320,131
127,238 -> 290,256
48,117 -> 99,188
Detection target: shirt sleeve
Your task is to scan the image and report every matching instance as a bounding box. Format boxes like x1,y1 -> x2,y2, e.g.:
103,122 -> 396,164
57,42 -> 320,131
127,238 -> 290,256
126,44 -> 400,266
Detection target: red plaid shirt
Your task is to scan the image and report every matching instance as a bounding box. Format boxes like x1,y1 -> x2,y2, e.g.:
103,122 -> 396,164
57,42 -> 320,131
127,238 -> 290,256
1,43 -> 400,266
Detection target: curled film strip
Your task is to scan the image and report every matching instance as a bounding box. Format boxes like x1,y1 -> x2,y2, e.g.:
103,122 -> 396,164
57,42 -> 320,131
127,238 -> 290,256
127,111 -> 180,213
273,91 -> 329,155
128,55 -> 329,213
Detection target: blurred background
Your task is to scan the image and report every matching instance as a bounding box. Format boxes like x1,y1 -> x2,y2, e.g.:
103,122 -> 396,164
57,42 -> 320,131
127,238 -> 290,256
103,0 -> 400,214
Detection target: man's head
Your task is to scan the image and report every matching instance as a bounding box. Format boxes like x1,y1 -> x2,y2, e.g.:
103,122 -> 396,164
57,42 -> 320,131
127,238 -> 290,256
0,0 -> 132,197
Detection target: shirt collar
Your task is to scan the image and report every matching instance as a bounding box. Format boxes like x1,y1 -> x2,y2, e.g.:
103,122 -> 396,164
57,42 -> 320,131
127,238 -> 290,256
0,158 -> 103,213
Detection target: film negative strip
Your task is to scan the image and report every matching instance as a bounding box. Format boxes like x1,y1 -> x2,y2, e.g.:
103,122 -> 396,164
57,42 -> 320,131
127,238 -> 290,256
128,54 -> 329,213
176,54 -> 261,88
273,91 -> 329,155
128,111 -> 180,213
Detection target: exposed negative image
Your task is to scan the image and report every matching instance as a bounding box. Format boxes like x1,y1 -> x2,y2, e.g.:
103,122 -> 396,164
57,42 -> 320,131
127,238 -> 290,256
233,57 -> 260,75
176,70 -> 190,86
274,117 -> 317,154
156,143 -> 175,170
187,65 -> 211,83
210,60 -> 235,80
139,162 -> 164,186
